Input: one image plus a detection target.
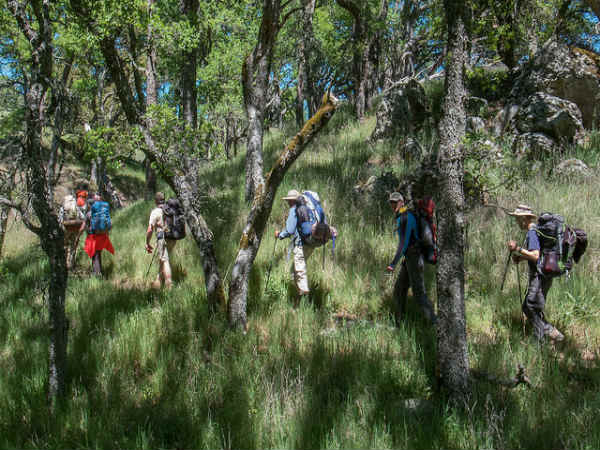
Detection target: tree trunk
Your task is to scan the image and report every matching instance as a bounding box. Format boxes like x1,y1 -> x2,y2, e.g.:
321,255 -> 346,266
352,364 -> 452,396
228,94 -> 337,329
242,0 -> 283,201
296,0 -> 316,128
0,205 -> 8,259
144,0 -> 158,201
181,0 -> 199,130
86,24 -> 227,311
8,0 -> 70,407
435,0 -> 470,402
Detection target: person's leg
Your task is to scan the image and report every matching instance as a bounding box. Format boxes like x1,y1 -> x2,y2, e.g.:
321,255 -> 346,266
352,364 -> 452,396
522,272 -> 546,341
540,277 -> 563,340
293,245 -> 311,305
92,251 -> 102,276
405,250 -> 436,323
393,260 -> 410,324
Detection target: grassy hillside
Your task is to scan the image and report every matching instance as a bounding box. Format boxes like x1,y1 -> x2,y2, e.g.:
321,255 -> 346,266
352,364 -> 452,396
2,114 -> 600,449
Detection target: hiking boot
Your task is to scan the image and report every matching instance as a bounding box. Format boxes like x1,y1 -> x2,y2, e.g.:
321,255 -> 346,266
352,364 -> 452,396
546,326 -> 565,342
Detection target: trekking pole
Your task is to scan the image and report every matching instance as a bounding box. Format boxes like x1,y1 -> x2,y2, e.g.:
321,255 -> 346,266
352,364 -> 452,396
263,237 -> 278,296
145,246 -> 158,279
500,250 -> 512,292
516,259 -> 525,335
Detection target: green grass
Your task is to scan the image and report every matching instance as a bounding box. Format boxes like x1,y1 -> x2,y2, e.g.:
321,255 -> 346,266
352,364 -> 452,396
2,117 -> 600,449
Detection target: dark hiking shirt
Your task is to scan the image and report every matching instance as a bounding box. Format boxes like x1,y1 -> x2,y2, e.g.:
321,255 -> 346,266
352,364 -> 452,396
390,209 -> 419,268
525,228 -> 541,273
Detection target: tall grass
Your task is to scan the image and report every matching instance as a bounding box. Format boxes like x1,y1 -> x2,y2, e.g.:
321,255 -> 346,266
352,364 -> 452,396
1,119 -> 600,449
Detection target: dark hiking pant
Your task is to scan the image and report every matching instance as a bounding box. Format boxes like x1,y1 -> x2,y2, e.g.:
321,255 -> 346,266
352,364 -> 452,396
92,251 -> 102,276
523,270 -> 553,341
394,247 -> 436,324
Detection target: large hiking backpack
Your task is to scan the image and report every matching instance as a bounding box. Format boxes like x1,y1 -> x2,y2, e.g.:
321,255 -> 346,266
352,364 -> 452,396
160,198 -> 186,240
90,201 -> 112,234
414,197 -> 437,265
296,191 -> 331,247
535,212 -> 587,276
62,194 -> 79,220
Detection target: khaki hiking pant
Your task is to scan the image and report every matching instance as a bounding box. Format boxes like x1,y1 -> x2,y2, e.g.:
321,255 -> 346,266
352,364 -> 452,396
156,238 -> 176,286
292,245 -> 314,295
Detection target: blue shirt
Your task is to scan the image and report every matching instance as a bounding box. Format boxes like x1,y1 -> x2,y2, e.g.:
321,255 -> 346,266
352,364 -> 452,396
278,206 -> 303,246
390,210 -> 419,267
526,228 -> 541,272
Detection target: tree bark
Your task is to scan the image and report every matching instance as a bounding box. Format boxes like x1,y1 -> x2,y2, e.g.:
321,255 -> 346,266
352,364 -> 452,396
435,0 -> 470,402
337,0 -> 388,119
228,94 -> 337,329
295,0 -> 317,128
9,0 -> 70,408
0,205 -> 8,259
144,0 -> 158,201
180,0 -> 199,130
242,0 -> 284,201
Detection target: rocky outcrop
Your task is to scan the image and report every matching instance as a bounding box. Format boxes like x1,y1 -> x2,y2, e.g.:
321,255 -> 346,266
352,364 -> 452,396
513,92 -> 584,143
370,79 -> 430,142
512,132 -> 559,159
511,41 -> 600,129
552,158 -> 592,178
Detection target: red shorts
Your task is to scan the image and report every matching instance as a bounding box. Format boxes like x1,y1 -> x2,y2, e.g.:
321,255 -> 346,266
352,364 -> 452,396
84,233 -> 115,258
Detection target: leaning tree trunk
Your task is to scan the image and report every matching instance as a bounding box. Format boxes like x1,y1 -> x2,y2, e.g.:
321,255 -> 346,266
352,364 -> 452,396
228,94 -> 337,329
435,0 -> 470,402
85,25 -> 227,310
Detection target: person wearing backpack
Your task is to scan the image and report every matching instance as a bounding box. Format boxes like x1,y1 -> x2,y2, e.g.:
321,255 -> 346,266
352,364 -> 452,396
81,193 -> 115,277
386,192 -> 436,325
60,192 -> 86,270
275,189 -> 315,303
145,192 -> 183,289
507,205 -> 564,342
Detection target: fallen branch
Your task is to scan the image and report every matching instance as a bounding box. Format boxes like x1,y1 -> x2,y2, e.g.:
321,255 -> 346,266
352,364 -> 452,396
471,364 -> 532,388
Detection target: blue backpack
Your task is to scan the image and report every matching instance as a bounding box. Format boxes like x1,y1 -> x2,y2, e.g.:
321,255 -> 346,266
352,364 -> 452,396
296,191 -> 331,247
90,201 -> 112,234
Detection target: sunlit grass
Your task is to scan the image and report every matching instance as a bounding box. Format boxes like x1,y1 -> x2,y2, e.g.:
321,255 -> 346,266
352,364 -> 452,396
1,118 -> 600,449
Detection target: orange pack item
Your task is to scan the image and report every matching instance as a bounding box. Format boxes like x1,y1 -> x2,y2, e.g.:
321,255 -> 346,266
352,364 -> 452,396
76,190 -> 88,207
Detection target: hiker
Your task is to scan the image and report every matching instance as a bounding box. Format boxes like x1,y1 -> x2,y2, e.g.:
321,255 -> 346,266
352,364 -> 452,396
145,192 -> 182,289
386,192 -> 436,325
507,204 -> 564,342
60,191 -> 86,270
275,189 -> 315,302
80,193 -> 114,277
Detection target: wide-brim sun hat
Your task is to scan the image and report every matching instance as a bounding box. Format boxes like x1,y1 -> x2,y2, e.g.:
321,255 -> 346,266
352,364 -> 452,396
282,189 -> 300,200
507,204 -> 537,218
389,192 -> 404,203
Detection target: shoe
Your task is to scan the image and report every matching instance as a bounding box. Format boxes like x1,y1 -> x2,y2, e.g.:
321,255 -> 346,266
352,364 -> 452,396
546,326 -> 565,342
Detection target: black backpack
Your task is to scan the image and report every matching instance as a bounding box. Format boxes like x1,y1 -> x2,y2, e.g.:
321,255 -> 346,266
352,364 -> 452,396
535,212 -> 587,276
160,198 -> 186,240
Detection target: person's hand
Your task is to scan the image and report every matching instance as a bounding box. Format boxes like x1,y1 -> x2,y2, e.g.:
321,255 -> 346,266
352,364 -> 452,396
145,243 -> 153,254
275,230 -> 280,239
386,265 -> 394,273
507,240 -> 517,251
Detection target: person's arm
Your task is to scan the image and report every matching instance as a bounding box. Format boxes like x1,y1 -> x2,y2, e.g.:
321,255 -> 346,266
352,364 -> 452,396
508,231 -> 540,263
277,208 -> 297,240
388,214 -> 414,270
146,225 -> 154,253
